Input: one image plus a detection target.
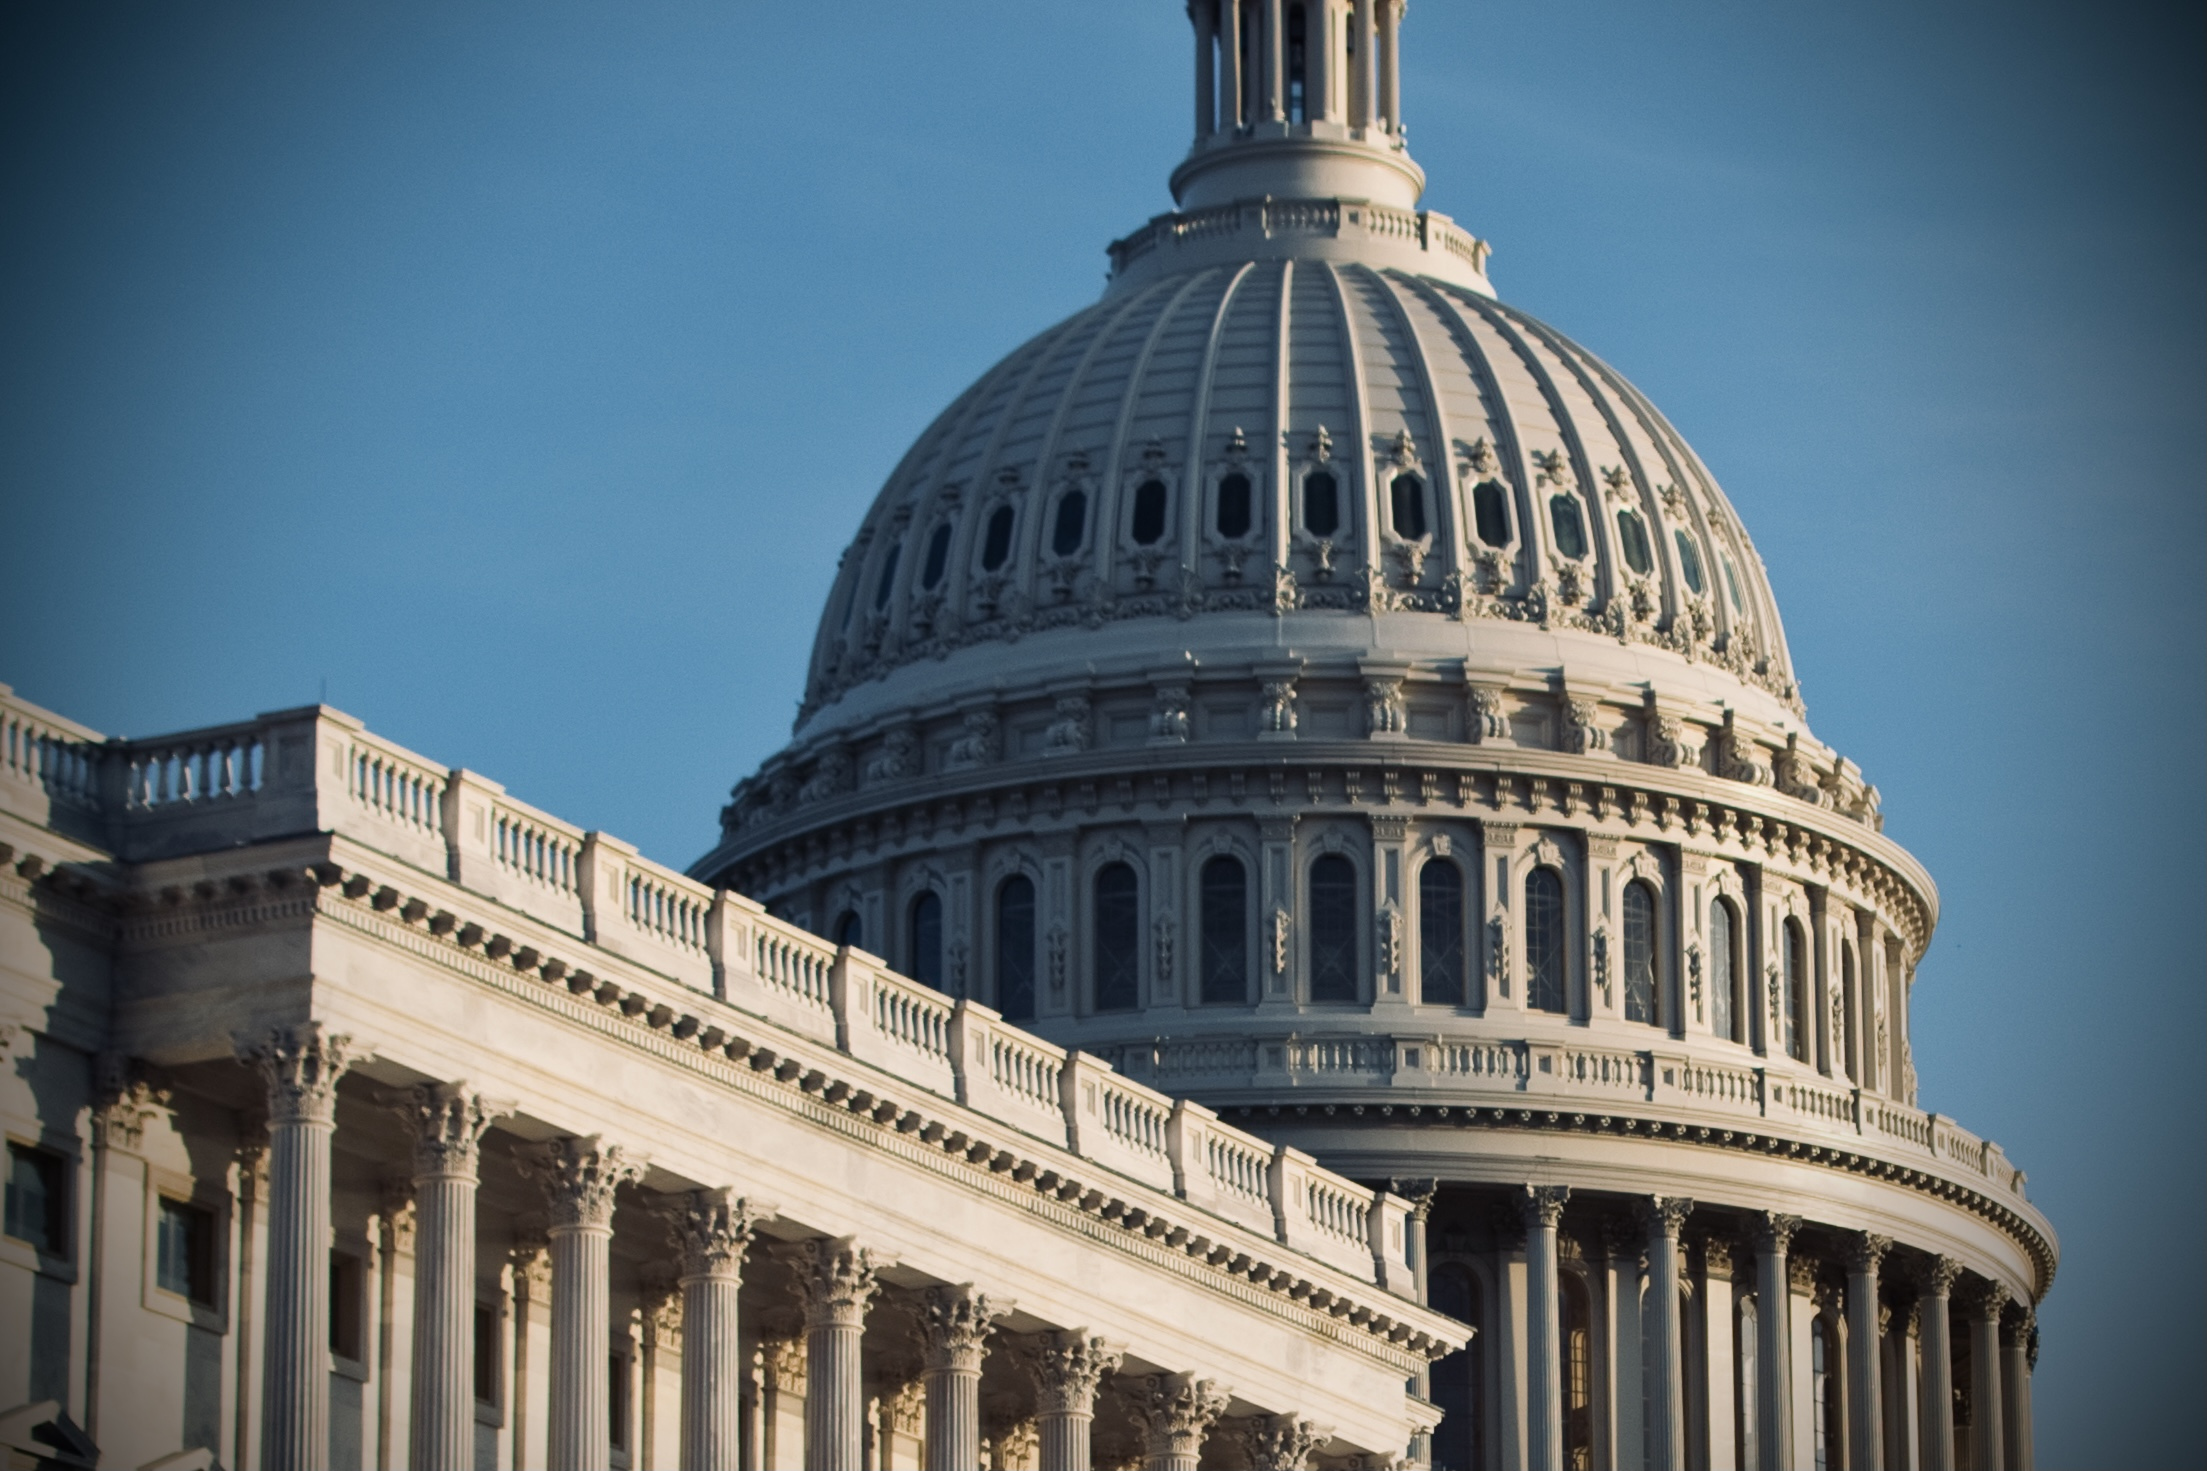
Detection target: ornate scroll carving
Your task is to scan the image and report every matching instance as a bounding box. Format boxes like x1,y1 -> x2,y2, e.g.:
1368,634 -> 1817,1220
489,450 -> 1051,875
1258,678 -> 1299,737
1241,1412 -> 1330,1471
1518,1183 -> 1571,1229
1147,686 -> 1191,744
1025,1332 -> 1122,1415
792,1235 -> 882,1329
395,1082 -> 497,1180
864,725 -> 921,785
1717,711 -> 1774,786
1635,1195 -> 1695,1237
665,1187 -> 764,1283
1465,684 -> 1508,742
1845,1232 -> 1893,1274
1561,695 -> 1609,755
524,1136 -> 643,1231
236,1022 -> 353,1127
1363,678 -> 1405,737
91,1053 -> 171,1151
921,1286 -> 1008,1375
1757,1212 -> 1804,1255
944,709 -> 1002,770
1130,1374 -> 1230,1465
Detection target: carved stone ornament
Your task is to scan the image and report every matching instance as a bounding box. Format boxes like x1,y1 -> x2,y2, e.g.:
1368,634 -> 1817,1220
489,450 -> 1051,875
1378,905 -> 1402,977
1685,941 -> 1704,1022
792,1234 -> 883,1329
1757,1212 -> 1804,1254
1363,677 -> 1406,737
1270,907 -> 1292,974
798,747 -> 853,804
1635,1195 -> 1695,1237
1259,678 -> 1299,735
1131,1374 -> 1231,1463
1591,926 -> 1612,1007
91,1053 -> 171,1152
1047,925 -> 1069,995
396,1081 -> 499,1181
1042,695 -> 1093,756
236,1021 -> 354,1127
1242,1412 -> 1331,1471
945,709 -> 1002,770
1717,712 -> 1774,786
1148,685 -> 1191,743
1530,448 -> 1575,491
1025,1331 -> 1123,1415
1845,1232 -> 1893,1275
763,1336 -> 808,1390
1561,696 -> 1609,755
524,1135 -> 644,1232
1486,914 -> 1510,997
1465,684 -> 1508,742
921,1285 -> 1008,1374
864,725 -> 921,786
665,1187 -> 765,1283
1518,1183 -> 1571,1229
1153,919 -> 1175,985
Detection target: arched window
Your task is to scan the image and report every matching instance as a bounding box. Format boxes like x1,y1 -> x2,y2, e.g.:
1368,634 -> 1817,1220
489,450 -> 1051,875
1304,471 -> 1341,538
1622,880 -> 1658,1025
1390,473 -> 1427,539
1525,868 -> 1567,1014
980,505 -> 1015,571
873,544 -> 902,609
1841,940 -> 1858,1082
1783,917 -> 1808,1061
920,522 -> 954,589
1308,854 -> 1358,1002
1093,862 -> 1140,1012
996,876 -> 1036,1022
1549,495 -> 1588,560
832,910 -> 863,949
1199,856 -> 1248,1005
1051,490 -> 1088,557
1562,1273 -> 1593,1466
1616,507 -> 1654,575
1419,858 -> 1465,1007
1674,528 -> 1706,593
1429,1265 -> 1486,1471
1472,478 -> 1512,548
1216,472 -> 1253,538
908,891 -> 943,992
1130,479 -> 1168,545
1710,897 -> 1739,1043
1737,1295 -> 1761,1470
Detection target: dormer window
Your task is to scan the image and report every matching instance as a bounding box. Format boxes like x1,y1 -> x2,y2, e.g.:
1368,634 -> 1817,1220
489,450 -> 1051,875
1131,479 -> 1168,545
1616,508 -> 1654,575
1550,495 -> 1588,560
1390,473 -> 1427,539
1217,472 -> 1253,538
1472,479 -> 1511,547
1052,490 -> 1088,556
920,522 -> 954,589
980,506 -> 1015,571
1304,471 -> 1341,537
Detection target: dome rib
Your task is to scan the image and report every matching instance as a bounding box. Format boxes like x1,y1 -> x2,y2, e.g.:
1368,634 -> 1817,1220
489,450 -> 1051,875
1318,260 -> 1383,589
1177,262 -> 1259,582
1365,268 -> 1463,573
1096,268 -> 1219,598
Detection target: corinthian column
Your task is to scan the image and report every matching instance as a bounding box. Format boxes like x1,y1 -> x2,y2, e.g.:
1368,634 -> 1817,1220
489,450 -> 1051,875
1916,1257 -> 1962,1471
529,1137 -> 644,1471
1132,1373 -> 1230,1471
794,1236 -> 883,1471
1847,1233 -> 1893,1471
922,1285 -> 1007,1471
664,1188 -> 762,1471
1520,1185 -> 1571,1471
1242,1412 -> 1328,1470
2000,1307 -> 2035,1471
395,1083 -> 497,1471
1027,1331 -> 1123,1471
1962,1279 -> 2009,1471
1639,1196 -> 1695,1471
239,1023 -> 354,1471
1753,1213 -> 1801,1471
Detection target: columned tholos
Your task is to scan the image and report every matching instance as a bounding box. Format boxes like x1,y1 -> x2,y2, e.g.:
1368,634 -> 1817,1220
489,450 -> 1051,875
239,1022 -> 354,1471
396,1083 -> 496,1471
530,1136 -> 644,1471
664,1188 -> 761,1471
1350,0 -> 1375,129
1999,1308 -> 2035,1471
921,1284 -> 1006,1471
1753,1213 -> 1801,1471
1963,1279 -> 2009,1471
1132,1372 -> 1230,1471
1916,1257 -> 1962,1471
1220,0 -> 1243,130
1377,0 -> 1402,131
794,1235 -> 882,1471
1027,1331 -> 1123,1471
1520,1184 -> 1571,1471
1392,1177 -> 1438,1468
1192,0 -> 1216,138
1846,1233 -> 1893,1471
1242,1411 -> 1327,1471
1639,1196 -> 1694,1471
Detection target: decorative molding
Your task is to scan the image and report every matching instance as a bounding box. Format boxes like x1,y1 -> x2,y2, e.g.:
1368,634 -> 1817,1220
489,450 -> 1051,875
523,1136 -> 643,1232
236,1022 -> 353,1127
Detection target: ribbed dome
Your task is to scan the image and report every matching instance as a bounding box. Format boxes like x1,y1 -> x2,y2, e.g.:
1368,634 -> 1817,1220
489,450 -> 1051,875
796,256 -> 1801,743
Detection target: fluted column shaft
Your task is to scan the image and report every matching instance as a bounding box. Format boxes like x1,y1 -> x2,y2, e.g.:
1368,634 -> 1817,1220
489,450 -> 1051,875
1030,1332 -> 1122,1471
1641,1197 -> 1694,1471
241,1024 -> 353,1471
1999,1311 -> 2034,1471
666,1189 -> 759,1471
533,1137 -> 642,1471
1521,1185 -> 1570,1471
1965,1282 -> 2008,1471
797,1236 -> 881,1471
923,1285 -> 1004,1471
1917,1260 -> 1960,1471
1755,1214 -> 1801,1471
398,1084 -> 496,1471
1847,1235 -> 1892,1471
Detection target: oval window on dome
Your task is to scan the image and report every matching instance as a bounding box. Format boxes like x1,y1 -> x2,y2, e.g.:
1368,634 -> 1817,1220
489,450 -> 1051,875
1304,471 -> 1341,538
873,544 -> 902,609
1051,490 -> 1088,557
1390,474 -> 1427,540
1131,479 -> 1168,545
980,505 -> 1015,571
1549,495 -> 1588,560
1473,479 -> 1511,548
920,522 -> 954,589
1616,508 -> 1654,576
1217,472 -> 1253,539
1674,528 -> 1706,594
1720,552 -> 1746,614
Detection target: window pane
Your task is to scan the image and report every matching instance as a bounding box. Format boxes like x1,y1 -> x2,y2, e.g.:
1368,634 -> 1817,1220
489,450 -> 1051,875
1308,855 -> 1359,1002
1131,479 -> 1168,545
909,892 -> 943,992
981,506 -> 1015,571
1783,920 -> 1806,1060
1390,473 -> 1427,540
1473,478 -> 1511,548
1419,859 -> 1465,1006
1616,508 -> 1653,575
1623,881 -> 1658,1024
1199,857 -> 1248,1004
1674,528 -> 1705,593
1526,868 -> 1567,1013
1304,471 -> 1340,538
1710,900 -> 1735,1042
1093,863 -> 1141,1011
1217,472 -> 1253,539
1051,491 -> 1088,556
997,876 -> 1037,1022
4,1143 -> 66,1257
157,1197 -> 214,1305
475,1302 -> 499,1403
920,522 -> 953,589
330,1252 -> 363,1359
1550,495 -> 1587,560
609,1354 -> 629,1451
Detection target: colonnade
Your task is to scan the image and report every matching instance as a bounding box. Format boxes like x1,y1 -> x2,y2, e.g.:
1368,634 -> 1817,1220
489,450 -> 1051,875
1190,0 -> 1404,138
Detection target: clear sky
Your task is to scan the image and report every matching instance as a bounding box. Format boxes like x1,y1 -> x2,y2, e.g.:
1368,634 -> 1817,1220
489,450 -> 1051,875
2,2 -> 2199,1462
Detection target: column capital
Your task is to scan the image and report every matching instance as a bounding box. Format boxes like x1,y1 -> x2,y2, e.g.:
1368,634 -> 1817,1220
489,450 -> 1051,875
1788,1255 -> 1820,1296
1026,1330 -> 1123,1415
2000,1302 -> 2036,1346
236,1022 -> 354,1125
524,1135 -> 643,1231
91,1053 -> 171,1151
1844,1231 -> 1893,1274
921,1284 -> 1010,1375
395,1081 -> 499,1182
664,1187 -> 766,1284
1387,1176 -> 1439,1218
1700,1235 -> 1736,1280
1130,1373 -> 1230,1464
1959,1275 -> 2011,1320
644,1289 -> 684,1353
792,1235 -> 883,1330
1914,1253 -> 1963,1299
762,1336 -> 808,1391
1756,1210 -> 1803,1254
379,1181 -> 418,1256
1240,1411 -> 1330,1471
511,1237 -> 553,1298
1634,1194 -> 1694,1238
1517,1183 -> 1570,1229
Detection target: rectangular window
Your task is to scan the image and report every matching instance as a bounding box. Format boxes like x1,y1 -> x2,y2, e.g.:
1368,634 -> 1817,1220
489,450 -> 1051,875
3,1142 -> 68,1257
156,1197 -> 216,1306
329,1251 -> 364,1360
608,1351 -> 631,1453
475,1302 -> 500,1404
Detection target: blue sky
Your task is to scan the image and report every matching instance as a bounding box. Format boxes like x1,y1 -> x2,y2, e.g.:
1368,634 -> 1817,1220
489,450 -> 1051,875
2,2 -> 2198,1461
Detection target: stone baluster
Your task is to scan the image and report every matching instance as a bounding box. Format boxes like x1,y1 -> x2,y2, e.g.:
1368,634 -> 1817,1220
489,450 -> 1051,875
1753,1213 -> 1801,1471
1027,1331 -> 1123,1471
1999,1307 -> 2035,1471
1847,1233 -> 1893,1471
1132,1373 -> 1230,1471
921,1285 -> 1007,1471
663,1188 -> 761,1471
394,1083 -> 497,1471
1639,1196 -> 1694,1471
1241,1411 -> 1328,1470
1962,1278 -> 2009,1471
1519,1184 -> 1571,1471
238,1024 -> 354,1471
529,1136 -> 643,1471
794,1236 -> 882,1471
1915,1257 -> 1962,1471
